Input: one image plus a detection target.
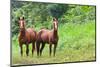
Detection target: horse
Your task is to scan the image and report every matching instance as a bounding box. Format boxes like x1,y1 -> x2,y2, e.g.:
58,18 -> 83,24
18,17 -> 37,56
36,18 -> 59,56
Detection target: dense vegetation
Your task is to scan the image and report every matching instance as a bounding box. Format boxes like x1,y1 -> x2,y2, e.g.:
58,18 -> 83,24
11,1 -> 95,36
11,0 -> 96,65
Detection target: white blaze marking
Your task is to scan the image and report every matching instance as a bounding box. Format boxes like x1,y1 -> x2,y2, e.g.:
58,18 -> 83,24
54,21 -> 57,29
20,21 -> 23,28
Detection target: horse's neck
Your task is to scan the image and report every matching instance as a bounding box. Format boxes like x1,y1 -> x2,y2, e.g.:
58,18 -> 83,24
53,29 -> 58,37
20,29 -> 26,36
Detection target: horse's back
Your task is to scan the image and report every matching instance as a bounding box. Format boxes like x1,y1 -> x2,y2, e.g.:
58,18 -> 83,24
37,29 -> 51,43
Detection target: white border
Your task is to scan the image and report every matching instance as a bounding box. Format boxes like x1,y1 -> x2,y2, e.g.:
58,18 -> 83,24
0,0 -> 99,67
21,0 -> 96,5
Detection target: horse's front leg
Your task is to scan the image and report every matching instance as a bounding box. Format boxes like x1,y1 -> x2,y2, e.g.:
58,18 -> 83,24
26,44 -> 29,56
32,42 -> 35,56
54,43 -> 57,56
49,44 -> 52,56
36,41 -> 40,56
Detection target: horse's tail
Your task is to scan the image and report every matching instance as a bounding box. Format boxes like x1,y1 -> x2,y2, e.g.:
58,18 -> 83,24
33,31 -> 37,51
37,29 -> 43,40
31,29 -> 37,51
34,30 -> 37,40
35,30 -> 43,56
36,29 -> 43,47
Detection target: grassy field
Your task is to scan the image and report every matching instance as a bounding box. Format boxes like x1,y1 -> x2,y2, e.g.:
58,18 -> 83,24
12,22 -> 96,65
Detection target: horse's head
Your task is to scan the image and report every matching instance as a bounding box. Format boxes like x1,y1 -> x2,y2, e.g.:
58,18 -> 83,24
18,17 -> 25,31
53,18 -> 58,31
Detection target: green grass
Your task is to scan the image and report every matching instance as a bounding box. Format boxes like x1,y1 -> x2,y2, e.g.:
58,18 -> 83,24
12,22 -> 96,65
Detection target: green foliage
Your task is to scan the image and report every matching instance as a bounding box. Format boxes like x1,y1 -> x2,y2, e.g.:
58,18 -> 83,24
59,5 -> 95,24
11,1 -> 95,37
47,4 -> 68,18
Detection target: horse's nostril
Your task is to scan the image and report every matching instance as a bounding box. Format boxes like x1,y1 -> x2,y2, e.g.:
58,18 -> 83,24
20,27 -> 24,30
19,27 -> 22,29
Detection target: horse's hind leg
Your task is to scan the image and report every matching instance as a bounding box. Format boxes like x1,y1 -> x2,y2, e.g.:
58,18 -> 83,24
49,44 -> 52,56
36,42 -> 40,56
26,45 -> 29,56
32,42 -> 35,56
54,44 -> 57,56
40,43 -> 45,56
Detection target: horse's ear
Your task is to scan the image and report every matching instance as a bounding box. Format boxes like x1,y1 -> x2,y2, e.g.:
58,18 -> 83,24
17,17 -> 20,24
22,16 -> 24,20
53,18 -> 55,21
18,17 -> 20,20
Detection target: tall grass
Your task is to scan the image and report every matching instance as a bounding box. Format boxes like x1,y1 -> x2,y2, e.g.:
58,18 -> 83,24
12,22 -> 96,65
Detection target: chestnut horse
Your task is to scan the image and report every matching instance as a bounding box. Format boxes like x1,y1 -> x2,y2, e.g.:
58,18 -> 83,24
18,17 -> 37,56
36,18 -> 59,56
